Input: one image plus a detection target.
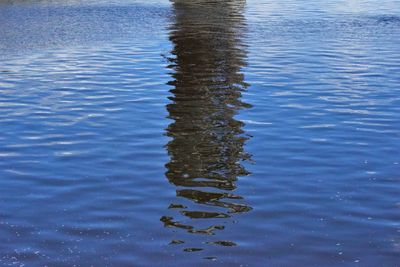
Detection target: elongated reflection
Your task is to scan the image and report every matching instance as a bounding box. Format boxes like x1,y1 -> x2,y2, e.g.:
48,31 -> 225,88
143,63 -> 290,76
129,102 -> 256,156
161,0 -> 252,252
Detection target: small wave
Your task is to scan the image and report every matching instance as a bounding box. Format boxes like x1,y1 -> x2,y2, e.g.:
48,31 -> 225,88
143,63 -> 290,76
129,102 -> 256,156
374,15 -> 400,25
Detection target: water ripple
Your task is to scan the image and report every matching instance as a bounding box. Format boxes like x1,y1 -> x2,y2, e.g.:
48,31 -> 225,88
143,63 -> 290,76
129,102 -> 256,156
1,0 -> 399,266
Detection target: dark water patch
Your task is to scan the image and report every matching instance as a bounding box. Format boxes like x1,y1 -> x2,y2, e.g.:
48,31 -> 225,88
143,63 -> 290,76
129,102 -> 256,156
374,15 -> 400,25
160,0 -> 253,255
168,203 -> 187,209
206,240 -> 237,247
189,225 -> 225,235
180,211 -> 230,219
183,248 -> 203,253
169,240 -> 185,245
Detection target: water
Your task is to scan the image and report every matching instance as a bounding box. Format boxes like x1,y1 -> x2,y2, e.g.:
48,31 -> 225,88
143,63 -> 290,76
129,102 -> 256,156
0,0 -> 399,266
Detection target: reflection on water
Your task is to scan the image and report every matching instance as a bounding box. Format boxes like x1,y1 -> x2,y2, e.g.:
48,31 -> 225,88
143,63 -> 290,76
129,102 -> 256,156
160,0 -> 252,251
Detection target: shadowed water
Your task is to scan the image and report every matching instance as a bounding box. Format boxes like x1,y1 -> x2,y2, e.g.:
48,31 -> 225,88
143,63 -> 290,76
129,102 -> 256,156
0,0 -> 399,266
160,0 -> 252,251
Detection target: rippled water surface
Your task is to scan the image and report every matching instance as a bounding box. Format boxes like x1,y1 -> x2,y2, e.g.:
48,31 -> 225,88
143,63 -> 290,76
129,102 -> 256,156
1,0 -> 400,266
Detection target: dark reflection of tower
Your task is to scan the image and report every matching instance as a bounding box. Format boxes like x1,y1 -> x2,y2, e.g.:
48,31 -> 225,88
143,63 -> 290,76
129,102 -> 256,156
161,0 -> 252,253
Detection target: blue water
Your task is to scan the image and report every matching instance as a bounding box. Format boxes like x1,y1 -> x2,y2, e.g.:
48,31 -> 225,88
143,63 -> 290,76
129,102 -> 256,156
0,0 -> 399,266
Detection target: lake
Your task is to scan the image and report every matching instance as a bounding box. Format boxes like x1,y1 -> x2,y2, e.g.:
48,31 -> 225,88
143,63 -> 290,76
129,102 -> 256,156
0,0 -> 399,266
